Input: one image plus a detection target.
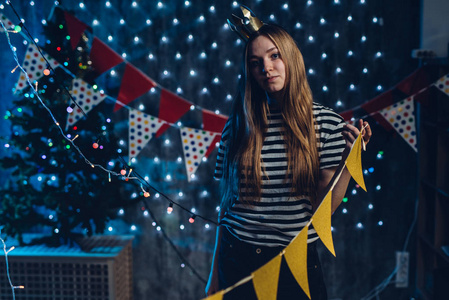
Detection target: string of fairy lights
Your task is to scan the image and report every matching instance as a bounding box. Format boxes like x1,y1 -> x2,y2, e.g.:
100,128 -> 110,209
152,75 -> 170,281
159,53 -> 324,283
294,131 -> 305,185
0,231 -> 24,300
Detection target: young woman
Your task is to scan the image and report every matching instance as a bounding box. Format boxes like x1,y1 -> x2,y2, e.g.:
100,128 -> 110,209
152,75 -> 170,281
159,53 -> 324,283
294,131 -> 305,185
206,23 -> 372,299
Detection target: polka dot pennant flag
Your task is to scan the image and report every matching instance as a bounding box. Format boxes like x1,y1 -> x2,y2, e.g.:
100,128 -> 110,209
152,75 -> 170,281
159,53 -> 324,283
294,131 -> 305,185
380,97 -> 417,152
15,45 -> 60,94
435,73 -> 449,97
128,109 -> 165,161
0,13 -> 15,32
66,78 -> 107,129
180,127 -> 219,181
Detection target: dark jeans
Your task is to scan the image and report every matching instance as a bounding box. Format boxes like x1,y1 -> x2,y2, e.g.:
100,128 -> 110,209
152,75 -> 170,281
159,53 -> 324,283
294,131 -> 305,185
218,227 -> 328,300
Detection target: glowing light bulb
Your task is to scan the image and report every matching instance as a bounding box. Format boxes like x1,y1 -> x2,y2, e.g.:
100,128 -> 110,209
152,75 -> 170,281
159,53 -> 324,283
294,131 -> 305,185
167,203 -> 174,214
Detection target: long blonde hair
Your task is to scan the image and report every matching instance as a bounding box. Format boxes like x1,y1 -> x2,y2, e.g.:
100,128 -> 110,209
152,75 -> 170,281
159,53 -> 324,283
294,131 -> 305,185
221,24 -> 319,210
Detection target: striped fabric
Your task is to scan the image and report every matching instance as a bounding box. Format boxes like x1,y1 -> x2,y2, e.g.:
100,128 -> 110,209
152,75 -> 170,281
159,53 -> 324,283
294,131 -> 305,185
214,103 -> 346,247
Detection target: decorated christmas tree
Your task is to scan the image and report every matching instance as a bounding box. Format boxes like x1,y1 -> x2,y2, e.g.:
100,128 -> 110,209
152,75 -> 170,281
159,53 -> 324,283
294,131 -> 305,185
0,7 -> 135,245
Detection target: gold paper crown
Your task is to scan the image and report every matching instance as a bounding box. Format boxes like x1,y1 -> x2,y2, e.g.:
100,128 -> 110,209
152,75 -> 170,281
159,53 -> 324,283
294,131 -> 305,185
227,5 -> 264,41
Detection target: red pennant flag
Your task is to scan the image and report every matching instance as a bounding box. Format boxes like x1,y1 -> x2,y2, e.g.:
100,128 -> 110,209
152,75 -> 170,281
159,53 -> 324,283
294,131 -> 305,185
90,37 -> 124,77
395,66 -> 430,96
156,89 -> 192,137
339,109 -> 354,122
63,11 -> 91,50
115,63 -> 157,111
202,109 -> 228,158
361,90 -> 394,131
202,109 -> 228,133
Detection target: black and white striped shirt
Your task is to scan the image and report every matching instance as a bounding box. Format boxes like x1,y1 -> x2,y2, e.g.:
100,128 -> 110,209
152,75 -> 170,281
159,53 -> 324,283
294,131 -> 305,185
214,103 -> 346,247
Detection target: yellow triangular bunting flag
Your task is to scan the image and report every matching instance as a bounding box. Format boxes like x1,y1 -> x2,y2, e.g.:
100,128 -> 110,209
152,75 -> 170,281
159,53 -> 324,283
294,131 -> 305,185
344,133 -> 366,191
252,254 -> 282,300
201,290 -> 224,300
284,225 -> 311,299
312,191 -> 335,256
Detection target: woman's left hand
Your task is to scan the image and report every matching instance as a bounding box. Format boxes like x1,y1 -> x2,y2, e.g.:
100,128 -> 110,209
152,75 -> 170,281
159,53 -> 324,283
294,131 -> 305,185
342,119 -> 372,150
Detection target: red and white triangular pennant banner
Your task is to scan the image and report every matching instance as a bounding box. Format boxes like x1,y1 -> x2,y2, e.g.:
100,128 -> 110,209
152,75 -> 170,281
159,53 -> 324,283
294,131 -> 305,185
380,97 -> 417,152
435,73 -> 449,97
0,13 -> 15,32
66,78 -> 107,129
15,45 -> 60,93
128,109 -> 164,161
180,127 -> 219,181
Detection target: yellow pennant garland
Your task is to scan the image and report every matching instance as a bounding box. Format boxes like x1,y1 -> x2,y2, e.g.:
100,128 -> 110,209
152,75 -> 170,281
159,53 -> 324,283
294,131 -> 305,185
252,254 -> 282,300
345,133 -> 367,191
312,191 -> 335,256
284,224 -> 311,299
202,290 -> 224,300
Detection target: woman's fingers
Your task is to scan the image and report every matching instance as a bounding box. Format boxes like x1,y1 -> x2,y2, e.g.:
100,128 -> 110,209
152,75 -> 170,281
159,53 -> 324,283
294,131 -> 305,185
343,119 -> 372,150
361,120 -> 372,144
342,123 -> 359,144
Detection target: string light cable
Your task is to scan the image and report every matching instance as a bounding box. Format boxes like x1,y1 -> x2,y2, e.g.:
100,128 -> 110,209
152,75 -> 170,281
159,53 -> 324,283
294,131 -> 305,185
139,199 -> 207,284
1,230 -> 25,300
117,156 -> 218,226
